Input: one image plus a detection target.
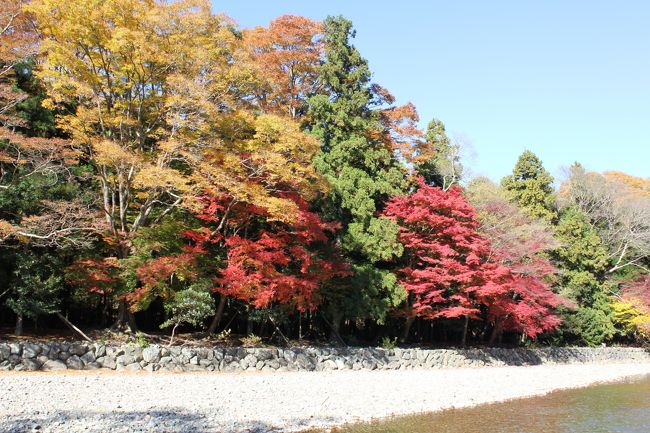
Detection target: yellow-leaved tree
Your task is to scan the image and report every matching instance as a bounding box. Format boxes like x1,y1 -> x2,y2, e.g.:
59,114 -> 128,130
27,0 -> 327,327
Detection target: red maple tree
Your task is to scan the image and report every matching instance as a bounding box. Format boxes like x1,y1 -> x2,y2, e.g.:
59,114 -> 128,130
186,192 -> 347,312
382,179 -> 563,343
622,275 -> 650,306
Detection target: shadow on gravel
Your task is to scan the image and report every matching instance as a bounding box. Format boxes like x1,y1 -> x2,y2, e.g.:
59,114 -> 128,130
0,409 -> 278,433
0,409 -> 330,433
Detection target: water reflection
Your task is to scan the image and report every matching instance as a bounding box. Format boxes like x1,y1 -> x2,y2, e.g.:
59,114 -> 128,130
330,375 -> 650,433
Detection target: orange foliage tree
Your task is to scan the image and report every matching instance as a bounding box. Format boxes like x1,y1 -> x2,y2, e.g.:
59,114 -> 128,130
244,15 -> 323,117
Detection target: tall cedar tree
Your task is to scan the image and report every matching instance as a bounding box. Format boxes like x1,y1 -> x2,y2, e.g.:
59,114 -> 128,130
307,16 -> 407,334
416,118 -> 463,190
501,150 -> 557,222
552,208 -> 616,345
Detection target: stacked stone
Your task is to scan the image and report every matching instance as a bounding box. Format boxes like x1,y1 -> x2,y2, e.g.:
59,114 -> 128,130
1,341 -> 649,372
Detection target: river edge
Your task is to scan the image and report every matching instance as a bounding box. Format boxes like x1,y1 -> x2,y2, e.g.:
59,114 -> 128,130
301,365 -> 650,433
319,373 -> 650,433
1,362 -> 650,433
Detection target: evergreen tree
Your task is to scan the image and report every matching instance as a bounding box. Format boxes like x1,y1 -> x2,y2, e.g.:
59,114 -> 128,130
307,16 -> 407,334
501,150 -> 557,222
417,118 -> 462,189
4,250 -> 65,335
553,208 -> 616,345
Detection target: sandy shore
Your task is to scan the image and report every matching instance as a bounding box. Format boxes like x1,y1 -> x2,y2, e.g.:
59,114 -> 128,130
1,363 -> 649,432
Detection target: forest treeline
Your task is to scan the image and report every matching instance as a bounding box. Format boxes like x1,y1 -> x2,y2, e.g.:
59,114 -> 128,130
1,0 -> 649,347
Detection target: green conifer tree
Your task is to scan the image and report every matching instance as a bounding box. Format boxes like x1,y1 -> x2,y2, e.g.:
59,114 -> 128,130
308,16 -> 407,337
416,118 -> 462,189
553,208 -> 616,345
501,150 -> 557,222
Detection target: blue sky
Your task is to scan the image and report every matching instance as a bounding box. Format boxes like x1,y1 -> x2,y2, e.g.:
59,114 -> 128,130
213,1 -> 650,182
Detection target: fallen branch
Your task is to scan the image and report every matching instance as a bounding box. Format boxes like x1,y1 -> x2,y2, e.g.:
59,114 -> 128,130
268,315 -> 290,345
56,312 -> 93,343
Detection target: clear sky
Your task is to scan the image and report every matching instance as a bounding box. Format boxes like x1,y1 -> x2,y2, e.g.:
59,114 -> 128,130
213,1 -> 650,182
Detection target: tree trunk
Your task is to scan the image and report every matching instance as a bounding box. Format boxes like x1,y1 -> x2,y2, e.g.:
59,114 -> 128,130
461,315 -> 469,347
328,310 -> 345,346
399,315 -> 415,343
488,320 -> 502,346
14,314 -> 23,336
207,295 -> 227,334
114,299 -> 137,332
101,293 -> 110,327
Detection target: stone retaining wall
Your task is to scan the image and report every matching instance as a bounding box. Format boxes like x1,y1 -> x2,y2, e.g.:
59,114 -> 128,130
1,341 -> 648,372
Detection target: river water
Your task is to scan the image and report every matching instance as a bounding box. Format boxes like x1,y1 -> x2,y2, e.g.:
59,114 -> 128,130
333,375 -> 650,433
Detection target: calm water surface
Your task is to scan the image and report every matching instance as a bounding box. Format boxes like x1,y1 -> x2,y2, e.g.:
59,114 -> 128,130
331,375 -> 650,433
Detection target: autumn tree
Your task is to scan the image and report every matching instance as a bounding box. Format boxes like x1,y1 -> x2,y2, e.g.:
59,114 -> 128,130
244,15 -> 323,117
27,0 -> 328,329
466,177 -> 564,342
307,16 -> 410,337
384,180 -> 563,345
560,164 -> 650,275
0,0 -> 39,129
215,195 -> 345,311
612,275 -> 650,342
0,0 -> 77,216
467,177 -> 559,266
0,0 -> 101,334
23,0 -> 218,327
502,150 -> 557,222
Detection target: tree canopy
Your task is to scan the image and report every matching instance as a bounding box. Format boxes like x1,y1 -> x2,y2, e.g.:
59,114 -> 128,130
0,1 -> 647,348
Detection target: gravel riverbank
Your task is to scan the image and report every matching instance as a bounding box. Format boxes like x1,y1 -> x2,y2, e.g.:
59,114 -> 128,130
1,363 -> 650,433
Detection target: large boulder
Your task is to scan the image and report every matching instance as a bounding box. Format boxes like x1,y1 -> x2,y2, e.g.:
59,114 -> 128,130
42,359 -> 67,371
124,345 -> 144,362
66,355 -> 84,370
295,353 -> 315,371
94,344 -> 106,358
9,343 -> 21,356
117,354 -> 136,366
0,344 -> 10,361
69,343 -> 87,356
22,343 -> 41,359
142,347 -> 161,363
23,359 -> 42,371
97,356 -> 116,370
80,351 -> 96,364
125,362 -> 142,371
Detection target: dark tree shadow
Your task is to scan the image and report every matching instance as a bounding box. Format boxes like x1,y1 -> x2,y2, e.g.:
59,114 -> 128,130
0,409 -> 303,433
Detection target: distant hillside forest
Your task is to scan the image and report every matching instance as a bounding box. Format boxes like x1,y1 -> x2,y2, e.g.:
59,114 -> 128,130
1,0 -> 649,347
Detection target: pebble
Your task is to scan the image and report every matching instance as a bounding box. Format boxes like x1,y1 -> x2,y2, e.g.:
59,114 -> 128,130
1,363 -> 650,432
